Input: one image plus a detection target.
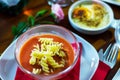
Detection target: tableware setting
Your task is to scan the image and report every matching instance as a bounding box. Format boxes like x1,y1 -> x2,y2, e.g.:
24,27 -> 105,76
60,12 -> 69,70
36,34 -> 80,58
0,0 -> 120,80
0,25 -> 99,80
92,43 -> 119,80
68,0 -> 120,35
0,24 -> 119,80
92,18 -> 120,80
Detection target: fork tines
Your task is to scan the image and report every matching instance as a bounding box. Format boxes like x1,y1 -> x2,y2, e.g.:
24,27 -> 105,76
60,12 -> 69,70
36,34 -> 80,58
105,43 -> 119,62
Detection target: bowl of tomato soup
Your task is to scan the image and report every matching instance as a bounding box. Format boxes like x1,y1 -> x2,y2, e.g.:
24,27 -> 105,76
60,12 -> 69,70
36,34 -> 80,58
15,25 -> 80,80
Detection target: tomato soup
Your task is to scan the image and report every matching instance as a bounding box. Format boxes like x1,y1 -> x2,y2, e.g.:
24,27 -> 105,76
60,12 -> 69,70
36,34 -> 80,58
19,34 -> 74,75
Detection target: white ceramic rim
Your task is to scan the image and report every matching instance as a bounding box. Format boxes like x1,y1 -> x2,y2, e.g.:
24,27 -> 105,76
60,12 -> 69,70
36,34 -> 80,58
68,0 -> 114,31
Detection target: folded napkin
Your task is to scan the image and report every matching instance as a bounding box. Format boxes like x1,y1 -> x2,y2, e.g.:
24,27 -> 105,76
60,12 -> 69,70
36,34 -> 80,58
91,61 -> 111,80
14,43 -> 82,80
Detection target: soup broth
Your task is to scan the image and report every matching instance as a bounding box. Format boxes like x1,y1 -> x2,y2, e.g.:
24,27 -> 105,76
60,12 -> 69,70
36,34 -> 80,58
19,34 -> 74,75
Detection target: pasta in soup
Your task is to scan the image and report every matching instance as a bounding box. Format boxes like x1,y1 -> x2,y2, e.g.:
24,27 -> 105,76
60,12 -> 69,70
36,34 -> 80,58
19,34 -> 74,75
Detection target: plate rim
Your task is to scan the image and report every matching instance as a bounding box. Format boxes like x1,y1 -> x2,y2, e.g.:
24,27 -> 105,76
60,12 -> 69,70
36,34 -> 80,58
73,33 -> 99,80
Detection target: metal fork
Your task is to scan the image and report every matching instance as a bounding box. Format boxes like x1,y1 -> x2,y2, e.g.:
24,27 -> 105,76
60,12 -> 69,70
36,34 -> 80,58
98,43 -> 119,68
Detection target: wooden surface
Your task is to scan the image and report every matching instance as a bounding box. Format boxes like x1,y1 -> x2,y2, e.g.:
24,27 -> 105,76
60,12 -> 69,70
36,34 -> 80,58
0,0 -> 120,80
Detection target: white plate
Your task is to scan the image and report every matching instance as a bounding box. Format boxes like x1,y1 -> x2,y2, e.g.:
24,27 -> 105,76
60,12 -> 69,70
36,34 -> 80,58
0,33 -> 99,80
102,0 -> 120,6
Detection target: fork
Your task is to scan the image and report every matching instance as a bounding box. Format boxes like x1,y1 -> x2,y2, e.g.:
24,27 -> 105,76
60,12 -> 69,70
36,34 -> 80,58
98,43 -> 119,68
92,43 -> 119,80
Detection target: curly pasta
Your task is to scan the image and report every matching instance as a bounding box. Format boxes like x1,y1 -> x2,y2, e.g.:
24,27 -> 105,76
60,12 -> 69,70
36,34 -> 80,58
47,56 -> 64,68
32,68 -> 41,74
60,58 -> 65,65
57,50 -> 66,57
29,56 -> 36,65
33,44 -> 40,50
39,38 -> 53,45
29,38 -> 67,74
40,57 -> 50,73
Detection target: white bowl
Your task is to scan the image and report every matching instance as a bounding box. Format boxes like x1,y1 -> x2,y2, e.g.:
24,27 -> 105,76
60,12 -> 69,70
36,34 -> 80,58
68,0 -> 114,35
